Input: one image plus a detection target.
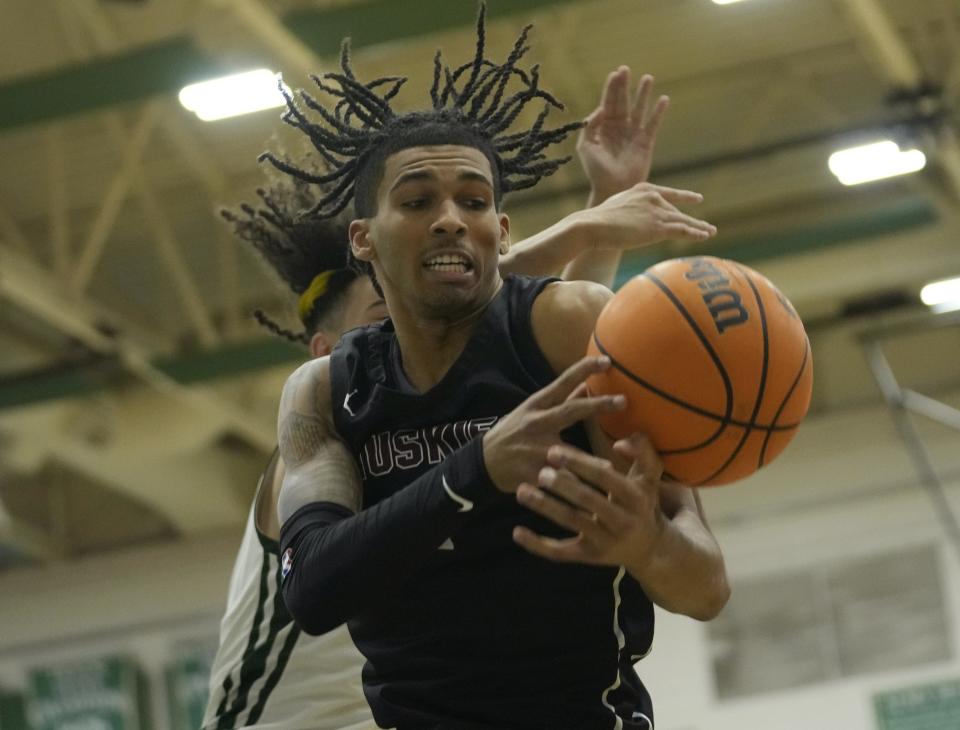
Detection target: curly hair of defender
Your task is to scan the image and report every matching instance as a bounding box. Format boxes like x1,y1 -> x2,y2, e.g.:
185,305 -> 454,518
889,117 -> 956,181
220,174 -> 366,344
258,3 -> 583,221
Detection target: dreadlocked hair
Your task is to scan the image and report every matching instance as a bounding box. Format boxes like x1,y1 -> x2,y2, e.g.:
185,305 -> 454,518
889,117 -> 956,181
220,172 -> 362,344
258,2 -> 583,287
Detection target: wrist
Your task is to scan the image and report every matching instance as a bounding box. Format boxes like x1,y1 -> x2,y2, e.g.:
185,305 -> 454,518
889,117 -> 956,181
533,212 -> 597,269
499,213 -> 589,277
457,434 -> 502,503
625,510 -> 671,579
481,430 -> 513,494
588,187 -> 618,207
568,207 -> 606,252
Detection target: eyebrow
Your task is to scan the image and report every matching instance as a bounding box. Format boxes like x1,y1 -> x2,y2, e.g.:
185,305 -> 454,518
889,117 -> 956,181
389,169 -> 493,192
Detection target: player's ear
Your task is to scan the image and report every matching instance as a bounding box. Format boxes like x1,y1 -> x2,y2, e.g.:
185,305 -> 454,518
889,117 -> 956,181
350,219 -> 376,262
309,331 -> 333,358
498,213 -> 511,255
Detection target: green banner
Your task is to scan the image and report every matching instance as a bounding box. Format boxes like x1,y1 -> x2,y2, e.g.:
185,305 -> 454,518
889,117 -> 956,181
0,691 -> 28,730
166,640 -> 217,730
874,678 -> 960,730
27,655 -> 150,730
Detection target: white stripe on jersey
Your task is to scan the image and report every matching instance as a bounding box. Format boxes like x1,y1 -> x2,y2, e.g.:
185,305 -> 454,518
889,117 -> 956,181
202,505 -> 376,730
600,566 -> 627,730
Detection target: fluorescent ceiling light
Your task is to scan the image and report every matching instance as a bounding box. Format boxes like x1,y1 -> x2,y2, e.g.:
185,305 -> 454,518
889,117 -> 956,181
712,0 -> 751,4
920,276 -> 960,313
178,69 -> 285,122
828,140 -> 926,186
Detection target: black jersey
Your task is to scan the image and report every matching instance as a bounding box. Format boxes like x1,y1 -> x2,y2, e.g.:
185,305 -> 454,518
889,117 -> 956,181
329,275 -> 654,730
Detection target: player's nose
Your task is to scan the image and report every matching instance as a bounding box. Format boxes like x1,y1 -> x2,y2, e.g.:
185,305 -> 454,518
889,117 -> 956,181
430,200 -> 466,237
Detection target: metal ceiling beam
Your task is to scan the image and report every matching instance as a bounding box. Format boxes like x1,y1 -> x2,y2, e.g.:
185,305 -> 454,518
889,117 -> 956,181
839,0 -> 960,202
132,176 -> 220,347
839,0 -> 923,88
0,337 -> 303,410
45,128 -> 70,280
62,0 -> 231,342
0,0 -> 582,132
199,0 -> 322,82
0,204 -> 36,260
0,500 -> 63,562
0,246 -> 275,450
70,102 -> 161,294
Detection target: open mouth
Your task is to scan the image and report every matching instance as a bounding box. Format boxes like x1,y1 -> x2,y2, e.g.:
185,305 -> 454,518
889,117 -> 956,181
422,253 -> 474,274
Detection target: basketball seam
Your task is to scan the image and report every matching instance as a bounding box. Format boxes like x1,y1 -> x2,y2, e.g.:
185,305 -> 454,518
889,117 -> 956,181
759,337 -> 810,466
697,264 -> 769,485
644,271 -> 735,424
592,339 -> 801,434
592,333 -> 729,452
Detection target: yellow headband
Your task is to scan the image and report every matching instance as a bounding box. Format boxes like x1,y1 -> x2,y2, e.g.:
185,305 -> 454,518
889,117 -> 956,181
298,270 -> 337,323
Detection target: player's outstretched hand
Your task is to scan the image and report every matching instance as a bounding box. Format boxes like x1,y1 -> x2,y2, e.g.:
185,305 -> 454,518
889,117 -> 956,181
578,67 -> 668,201
582,181 -> 717,250
512,432 -> 669,568
482,356 -> 626,494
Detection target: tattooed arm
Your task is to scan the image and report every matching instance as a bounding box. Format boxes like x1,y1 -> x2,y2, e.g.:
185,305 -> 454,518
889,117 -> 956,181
276,357 -> 501,635
276,357 -> 361,523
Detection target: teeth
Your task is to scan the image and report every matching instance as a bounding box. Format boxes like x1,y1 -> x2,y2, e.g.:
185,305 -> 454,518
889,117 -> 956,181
425,254 -> 470,271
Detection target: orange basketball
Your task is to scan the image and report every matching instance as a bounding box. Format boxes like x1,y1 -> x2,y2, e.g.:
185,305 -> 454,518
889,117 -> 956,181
586,256 -> 813,486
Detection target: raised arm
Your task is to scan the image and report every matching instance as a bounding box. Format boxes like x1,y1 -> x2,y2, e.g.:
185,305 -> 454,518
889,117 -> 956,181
497,183 -> 715,280
566,67 -> 666,287
499,69 -> 716,284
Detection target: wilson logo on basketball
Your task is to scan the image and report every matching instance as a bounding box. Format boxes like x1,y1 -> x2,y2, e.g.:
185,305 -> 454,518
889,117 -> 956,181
684,257 -> 750,334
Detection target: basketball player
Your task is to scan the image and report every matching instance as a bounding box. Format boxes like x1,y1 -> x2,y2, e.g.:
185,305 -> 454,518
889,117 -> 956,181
273,9 -> 729,729
202,56 -> 717,729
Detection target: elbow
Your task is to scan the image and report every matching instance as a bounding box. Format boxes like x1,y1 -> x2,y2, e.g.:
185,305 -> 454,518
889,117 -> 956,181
293,612 -> 343,638
689,573 -> 731,622
282,579 -> 348,636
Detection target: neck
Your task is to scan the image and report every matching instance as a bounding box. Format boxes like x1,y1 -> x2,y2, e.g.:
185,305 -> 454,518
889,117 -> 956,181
386,279 -> 502,392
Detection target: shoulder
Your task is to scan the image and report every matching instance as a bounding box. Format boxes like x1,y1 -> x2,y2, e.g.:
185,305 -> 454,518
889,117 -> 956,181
282,356 -> 331,397
533,279 -> 612,321
337,317 -> 392,352
531,280 -> 613,373
279,356 -> 334,432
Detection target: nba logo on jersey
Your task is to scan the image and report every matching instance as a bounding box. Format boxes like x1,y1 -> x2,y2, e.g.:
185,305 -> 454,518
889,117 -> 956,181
281,548 -> 294,579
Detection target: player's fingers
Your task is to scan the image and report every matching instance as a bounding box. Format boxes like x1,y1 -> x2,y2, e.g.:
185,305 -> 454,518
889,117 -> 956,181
661,211 -> 717,233
546,445 -> 643,509
660,223 -> 714,242
630,74 -> 654,129
601,65 -> 630,119
541,392 -> 626,431
614,433 -> 663,485
516,483 -> 608,539
565,382 -> 590,402
538,466 -> 632,534
643,95 -> 670,139
579,109 -> 604,144
654,186 -> 704,207
529,355 -> 612,407
512,526 -> 592,564
659,211 -> 716,235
